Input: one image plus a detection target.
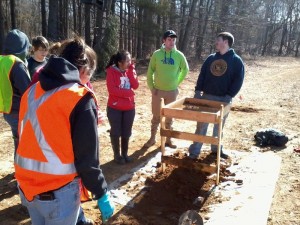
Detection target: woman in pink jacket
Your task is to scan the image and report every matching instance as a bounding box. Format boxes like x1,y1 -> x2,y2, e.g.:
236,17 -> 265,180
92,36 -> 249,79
106,51 -> 139,164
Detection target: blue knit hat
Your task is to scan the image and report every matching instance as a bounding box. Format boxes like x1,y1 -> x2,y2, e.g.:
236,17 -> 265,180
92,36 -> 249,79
3,29 -> 31,55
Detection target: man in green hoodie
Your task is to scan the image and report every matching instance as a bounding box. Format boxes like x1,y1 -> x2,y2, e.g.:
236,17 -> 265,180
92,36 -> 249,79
145,30 -> 189,148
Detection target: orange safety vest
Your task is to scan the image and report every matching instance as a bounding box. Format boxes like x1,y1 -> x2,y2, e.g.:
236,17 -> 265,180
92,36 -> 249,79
15,82 -> 95,201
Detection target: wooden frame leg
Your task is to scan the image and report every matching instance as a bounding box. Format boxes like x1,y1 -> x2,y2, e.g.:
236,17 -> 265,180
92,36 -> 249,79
216,105 -> 224,185
160,98 -> 166,172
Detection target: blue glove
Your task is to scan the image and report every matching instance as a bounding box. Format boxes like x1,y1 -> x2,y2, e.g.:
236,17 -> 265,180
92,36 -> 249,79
97,193 -> 115,223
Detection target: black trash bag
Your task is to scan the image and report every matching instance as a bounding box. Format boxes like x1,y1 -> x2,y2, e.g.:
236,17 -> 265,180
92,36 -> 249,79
254,128 -> 288,147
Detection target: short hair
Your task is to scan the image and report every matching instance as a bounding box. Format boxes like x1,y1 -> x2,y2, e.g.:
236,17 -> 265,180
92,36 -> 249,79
217,32 -> 234,47
32,36 -> 49,50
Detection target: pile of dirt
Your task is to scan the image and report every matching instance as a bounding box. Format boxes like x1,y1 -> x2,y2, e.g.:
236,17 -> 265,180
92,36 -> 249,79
109,152 -> 233,225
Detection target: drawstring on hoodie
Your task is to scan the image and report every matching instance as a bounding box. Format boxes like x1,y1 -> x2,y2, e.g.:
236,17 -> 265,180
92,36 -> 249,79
164,50 -> 174,65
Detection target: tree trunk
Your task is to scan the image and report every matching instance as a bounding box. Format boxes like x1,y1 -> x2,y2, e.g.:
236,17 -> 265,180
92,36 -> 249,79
63,0 -> 69,39
58,0 -> 64,39
94,4 -> 104,49
195,0 -> 204,56
156,14 -> 162,49
218,0 -> 232,32
78,0 -> 82,35
84,4 -> 91,46
169,0 -> 176,28
10,0 -> 16,29
180,0 -> 198,54
0,1 -> 5,53
119,0 -> 123,50
41,0 -> 47,36
72,0 -> 77,32
178,0 -> 187,50
286,3 -> 294,55
136,7 -> 143,59
278,23 -> 287,56
295,34 -> 300,57
106,0 -> 115,15
47,0 -> 59,41
127,0 -> 132,54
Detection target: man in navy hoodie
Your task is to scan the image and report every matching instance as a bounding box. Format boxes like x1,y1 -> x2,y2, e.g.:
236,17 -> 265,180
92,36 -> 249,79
189,32 -> 244,159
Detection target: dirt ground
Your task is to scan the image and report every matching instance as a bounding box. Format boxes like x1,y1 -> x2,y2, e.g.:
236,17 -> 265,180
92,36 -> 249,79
0,57 -> 299,225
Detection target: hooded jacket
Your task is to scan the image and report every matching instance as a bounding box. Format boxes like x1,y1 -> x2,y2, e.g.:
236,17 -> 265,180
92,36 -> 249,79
1,29 -> 31,114
106,64 -> 139,111
147,44 -> 189,91
35,56 -> 107,199
195,49 -> 244,98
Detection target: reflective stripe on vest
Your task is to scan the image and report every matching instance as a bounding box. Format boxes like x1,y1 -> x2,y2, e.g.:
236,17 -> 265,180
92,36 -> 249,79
15,83 -> 77,175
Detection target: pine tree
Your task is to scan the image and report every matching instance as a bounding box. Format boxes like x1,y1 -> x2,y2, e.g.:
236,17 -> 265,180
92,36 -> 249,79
97,15 -> 120,75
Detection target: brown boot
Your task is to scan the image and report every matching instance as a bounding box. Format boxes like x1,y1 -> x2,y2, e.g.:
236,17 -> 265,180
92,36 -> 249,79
165,137 -> 177,148
144,128 -> 157,148
144,136 -> 156,148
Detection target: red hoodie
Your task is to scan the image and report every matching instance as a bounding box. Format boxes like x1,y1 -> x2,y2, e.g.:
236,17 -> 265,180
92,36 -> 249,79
106,64 -> 139,111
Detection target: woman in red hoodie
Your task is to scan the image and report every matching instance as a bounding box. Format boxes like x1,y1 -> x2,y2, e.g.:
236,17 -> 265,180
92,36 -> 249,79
106,51 -> 139,164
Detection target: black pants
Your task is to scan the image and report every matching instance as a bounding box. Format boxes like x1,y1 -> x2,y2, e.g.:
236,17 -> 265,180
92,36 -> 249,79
107,107 -> 135,138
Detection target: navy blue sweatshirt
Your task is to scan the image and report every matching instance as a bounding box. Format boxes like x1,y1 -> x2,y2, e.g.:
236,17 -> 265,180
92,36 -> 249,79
39,56 -> 107,199
195,49 -> 244,97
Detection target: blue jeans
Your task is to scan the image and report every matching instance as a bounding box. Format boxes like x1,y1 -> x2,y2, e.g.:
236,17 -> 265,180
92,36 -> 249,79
77,207 -> 90,225
19,178 -> 82,225
188,93 -> 232,158
3,113 -> 19,156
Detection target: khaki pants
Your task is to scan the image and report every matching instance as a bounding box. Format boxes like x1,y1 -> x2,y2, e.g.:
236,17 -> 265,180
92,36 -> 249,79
151,88 -> 179,134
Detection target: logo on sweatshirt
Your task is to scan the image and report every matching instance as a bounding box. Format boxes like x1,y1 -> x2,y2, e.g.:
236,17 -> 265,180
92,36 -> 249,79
161,57 -> 175,65
210,59 -> 227,76
120,77 -> 131,89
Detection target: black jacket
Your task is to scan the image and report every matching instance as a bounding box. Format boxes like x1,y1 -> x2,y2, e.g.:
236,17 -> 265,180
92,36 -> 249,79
9,61 -> 31,114
27,56 -> 48,78
39,56 -> 107,199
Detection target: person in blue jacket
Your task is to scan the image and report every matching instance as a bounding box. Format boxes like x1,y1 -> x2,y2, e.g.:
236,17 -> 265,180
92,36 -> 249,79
189,32 -> 245,159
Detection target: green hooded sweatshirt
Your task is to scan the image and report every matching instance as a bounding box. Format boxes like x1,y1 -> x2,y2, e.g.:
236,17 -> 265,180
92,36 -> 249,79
147,45 -> 189,91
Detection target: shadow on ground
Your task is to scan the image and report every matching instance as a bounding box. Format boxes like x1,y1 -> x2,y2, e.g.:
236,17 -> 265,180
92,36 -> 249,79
101,145 -> 161,183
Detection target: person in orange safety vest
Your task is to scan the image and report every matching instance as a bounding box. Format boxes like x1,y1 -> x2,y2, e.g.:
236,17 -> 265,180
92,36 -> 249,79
15,37 -> 114,225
